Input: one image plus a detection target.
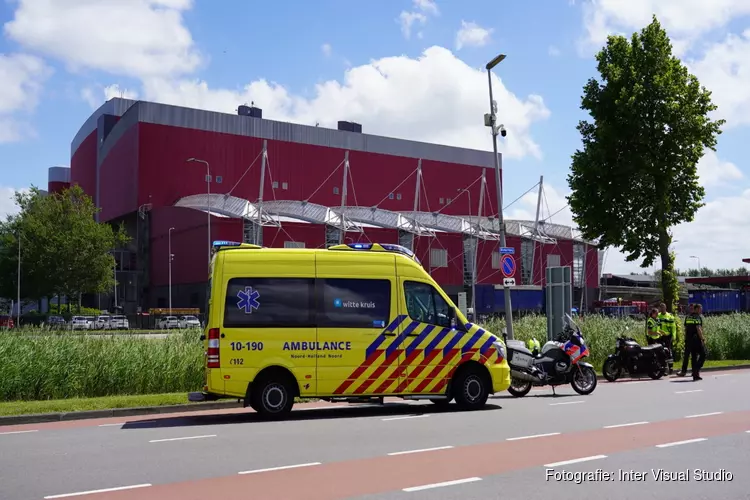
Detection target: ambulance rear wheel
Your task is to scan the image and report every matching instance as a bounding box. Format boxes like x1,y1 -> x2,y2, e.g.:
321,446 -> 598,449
452,365 -> 489,410
251,376 -> 294,420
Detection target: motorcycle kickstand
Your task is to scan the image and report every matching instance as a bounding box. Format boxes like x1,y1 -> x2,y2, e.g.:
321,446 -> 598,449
551,386 -> 557,396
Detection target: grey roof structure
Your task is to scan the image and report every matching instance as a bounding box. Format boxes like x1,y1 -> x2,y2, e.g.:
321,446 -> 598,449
73,98 -> 498,169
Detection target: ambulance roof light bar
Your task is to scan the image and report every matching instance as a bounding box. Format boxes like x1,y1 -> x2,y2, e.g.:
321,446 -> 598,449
329,242 -> 421,265
211,240 -> 262,250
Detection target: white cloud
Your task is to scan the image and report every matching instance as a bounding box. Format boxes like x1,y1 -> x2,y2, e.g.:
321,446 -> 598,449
548,45 -> 562,57
397,0 -> 439,39
141,46 -> 551,160
697,150 -> 743,187
0,52 -> 51,143
321,43 -> 332,57
579,0 -> 750,56
0,186 -> 21,220
3,0 -> 201,80
81,83 -> 139,110
455,21 -> 493,50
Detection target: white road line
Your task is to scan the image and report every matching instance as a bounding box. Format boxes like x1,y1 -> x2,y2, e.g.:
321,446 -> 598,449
675,389 -> 703,394
388,446 -> 454,456
402,477 -> 482,492
98,423 -> 125,427
604,421 -> 649,429
685,412 -> 723,419
506,432 -> 561,441
44,484 -> 152,498
656,438 -> 707,448
544,455 -> 608,467
549,401 -> 585,406
381,415 -> 429,421
623,381 -> 645,385
0,429 -> 38,435
238,462 -> 321,475
149,434 -> 216,443
713,374 -> 730,377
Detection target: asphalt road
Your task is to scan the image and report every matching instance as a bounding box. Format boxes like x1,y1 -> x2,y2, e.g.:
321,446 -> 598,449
1,370 -> 749,500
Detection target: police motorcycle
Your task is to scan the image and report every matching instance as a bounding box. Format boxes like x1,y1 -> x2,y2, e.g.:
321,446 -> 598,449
601,335 -> 670,382
505,314 -> 597,397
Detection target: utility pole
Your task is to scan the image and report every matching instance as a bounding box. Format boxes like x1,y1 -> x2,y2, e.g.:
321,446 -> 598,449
339,151 -> 350,244
17,232 -> 21,325
169,227 -> 175,315
530,176 -> 543,286
485,53 -> 514,339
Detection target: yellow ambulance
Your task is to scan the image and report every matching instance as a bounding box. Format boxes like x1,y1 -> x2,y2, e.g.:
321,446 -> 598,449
189,241 -> 510,419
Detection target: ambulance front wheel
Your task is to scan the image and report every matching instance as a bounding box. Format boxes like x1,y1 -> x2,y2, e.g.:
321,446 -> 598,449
452,364 -> 490,410
250,374 -> 295,420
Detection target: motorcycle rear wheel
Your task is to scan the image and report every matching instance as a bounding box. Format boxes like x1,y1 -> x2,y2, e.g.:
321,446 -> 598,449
507,376 -> 532,397
647,365 -> 665,380
602,358 -> 621,382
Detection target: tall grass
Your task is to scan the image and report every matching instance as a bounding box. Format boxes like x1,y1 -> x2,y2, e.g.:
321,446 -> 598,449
0,330 -> 204,402
482,313 -> 750,371
2,314 -> 750,402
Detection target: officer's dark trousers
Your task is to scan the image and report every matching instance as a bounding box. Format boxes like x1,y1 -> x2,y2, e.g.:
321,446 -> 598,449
689,337 -> 706,378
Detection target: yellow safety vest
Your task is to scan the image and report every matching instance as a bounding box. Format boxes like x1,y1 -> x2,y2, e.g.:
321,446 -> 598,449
646,317 -> 661,339
657,312 -> 676,338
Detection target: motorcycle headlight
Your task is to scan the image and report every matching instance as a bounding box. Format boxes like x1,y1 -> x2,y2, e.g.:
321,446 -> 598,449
493,341 -> 506,360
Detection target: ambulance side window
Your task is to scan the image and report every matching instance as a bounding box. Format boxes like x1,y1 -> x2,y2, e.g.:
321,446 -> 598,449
318,278 -> 391,328
403,281 -> 451,328
223,277 -> 315,328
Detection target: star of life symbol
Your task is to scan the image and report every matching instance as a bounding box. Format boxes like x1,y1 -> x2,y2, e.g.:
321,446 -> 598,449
237,286 -> 260,314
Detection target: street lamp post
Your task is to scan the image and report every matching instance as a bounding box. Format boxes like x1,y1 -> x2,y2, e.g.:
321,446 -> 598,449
169,227 -> 175,315
485,52 -> 515,340
187,158 -> 211,266
690,255 -> 701,276
17,231 -> 21,325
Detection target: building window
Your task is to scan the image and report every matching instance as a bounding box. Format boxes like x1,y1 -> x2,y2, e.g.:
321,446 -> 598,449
447,198 -> 452,204
215,176 -> 223,184
284,241 -> 305,248
319,278 -> 391,328
491,251 -> 501,269
547,254 -> 561,267
396,193 -> 402,200
521,239 -> 534,285
282,182 -> 288,190
439,197 -> 445,204
403,281 -> 452,328
205,174 -> 212,183
430,248 -> 448,268
272,181 -> 279,189
573,243 -> 585,287
333,187 -> 340,195
389,193 -> 394,199
223,278 -> 315,328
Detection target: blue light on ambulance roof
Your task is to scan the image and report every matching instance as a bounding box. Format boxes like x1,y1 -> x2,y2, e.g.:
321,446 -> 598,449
348,243 -> 373,250
212,240 -> 242,247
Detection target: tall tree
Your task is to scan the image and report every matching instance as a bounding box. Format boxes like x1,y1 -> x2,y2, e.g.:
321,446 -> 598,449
567,16 -> 725,312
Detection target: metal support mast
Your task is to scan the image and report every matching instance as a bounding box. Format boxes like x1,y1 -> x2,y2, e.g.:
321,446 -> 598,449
339,151 -> 350,244
412,159 -> 422,216
529,175 -> 543,286
472,170 -> 486,318
256,140 -> 268,246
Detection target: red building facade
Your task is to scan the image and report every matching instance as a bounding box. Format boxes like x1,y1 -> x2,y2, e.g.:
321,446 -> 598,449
60,98 -> 599,313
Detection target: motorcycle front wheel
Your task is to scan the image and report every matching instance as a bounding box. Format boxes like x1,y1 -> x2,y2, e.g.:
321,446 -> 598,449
507,376 -> 533,397
571,365 -> 598,395
602,358 -> 621,382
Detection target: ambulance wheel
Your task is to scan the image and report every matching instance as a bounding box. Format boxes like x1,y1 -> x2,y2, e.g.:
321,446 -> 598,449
452,365 -> 489,410
251,375 -> 294,420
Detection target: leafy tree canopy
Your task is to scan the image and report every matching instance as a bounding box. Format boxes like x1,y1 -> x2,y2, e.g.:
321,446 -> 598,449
567,16 -> 725,311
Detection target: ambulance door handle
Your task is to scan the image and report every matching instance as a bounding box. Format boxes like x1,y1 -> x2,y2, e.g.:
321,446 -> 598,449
220,333 -> 225,338
384,333 -> 396,337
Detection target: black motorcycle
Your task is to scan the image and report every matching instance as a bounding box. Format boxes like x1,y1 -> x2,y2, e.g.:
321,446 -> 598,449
505,314 -> 598,397
602,336 -> 670,382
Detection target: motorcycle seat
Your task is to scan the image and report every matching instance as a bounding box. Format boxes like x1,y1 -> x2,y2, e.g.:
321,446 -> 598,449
508,341 -> 534,357
640,345 -> 662,351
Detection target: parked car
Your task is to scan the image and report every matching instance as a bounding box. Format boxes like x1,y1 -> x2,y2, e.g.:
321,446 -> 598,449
109,315 -> 130,330
71,316 -> 92,330
46,316 -> 66,329
0,315 -> 14,329
94,315 -> 111,329
178,315 -> 201,329
156,316 -> 180,329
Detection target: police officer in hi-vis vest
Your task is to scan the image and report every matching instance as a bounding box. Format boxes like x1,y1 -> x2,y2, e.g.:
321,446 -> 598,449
646,308 -> 667,345
657,302 -> 676,373
679,303 -> 706,380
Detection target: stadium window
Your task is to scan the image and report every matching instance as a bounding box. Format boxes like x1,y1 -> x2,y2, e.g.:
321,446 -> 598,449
318,278 -> 391,328
389,193 -> 394,199
430,248 -> 448,268
439,197 -> 445,204
216,176 -> 223,184
333,186 -> 340,195
491,251 -> 501,269
282,182 -> 288,190
223,278 -> 315,328
396,193 -> 402,200
403,280 -> 452,328
284,241 -> 305,248
447,197 -> 452,204
272,181 -> 279,189
205,174 -> 212,183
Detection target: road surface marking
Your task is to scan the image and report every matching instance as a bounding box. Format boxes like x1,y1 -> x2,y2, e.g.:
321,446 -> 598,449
388,446 -> 454,456
549,401 -> 585,406
675,389 -> 703,394
381,415 -> 429,421
507,432 -> 561,441
623,381 -> 645,385
149,434 -> 216,443
545,455 -> 608,467
98,423 -> 125,427
44,484 -> 152,498
604,421 -> 649,429
0,430 -> 38,435
713,374 -> 730,377
239,462 -> 321,475
685,412 -> 723,419
656,438 -> 707,448
403,477 -> 482,492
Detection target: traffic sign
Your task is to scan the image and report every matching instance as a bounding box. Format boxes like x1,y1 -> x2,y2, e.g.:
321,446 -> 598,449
499,247 -> 515,254
503,277 -> 516,287
501,254 -> 516,278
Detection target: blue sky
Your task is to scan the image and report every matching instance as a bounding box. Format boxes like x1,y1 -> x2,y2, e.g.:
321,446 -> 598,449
1,0 -> 749,274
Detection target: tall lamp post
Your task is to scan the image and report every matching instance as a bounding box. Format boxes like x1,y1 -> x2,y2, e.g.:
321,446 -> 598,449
187,158 -> 211,265
169,227 -> 175,315
16,230 -> 21,325
485,52 -> 515,340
